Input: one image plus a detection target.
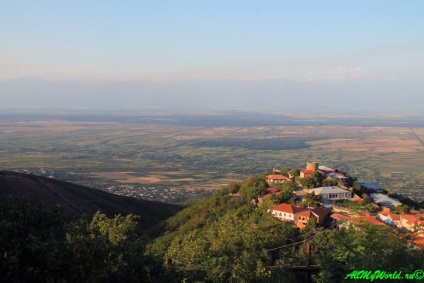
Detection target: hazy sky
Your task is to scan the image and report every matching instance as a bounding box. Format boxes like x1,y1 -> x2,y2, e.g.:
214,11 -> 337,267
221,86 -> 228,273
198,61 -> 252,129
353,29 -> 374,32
1,1 -> 424,112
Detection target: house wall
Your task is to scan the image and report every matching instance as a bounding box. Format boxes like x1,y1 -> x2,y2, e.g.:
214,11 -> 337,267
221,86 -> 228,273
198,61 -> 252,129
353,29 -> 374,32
272,210 -> 295,221
321,192 -> 350,200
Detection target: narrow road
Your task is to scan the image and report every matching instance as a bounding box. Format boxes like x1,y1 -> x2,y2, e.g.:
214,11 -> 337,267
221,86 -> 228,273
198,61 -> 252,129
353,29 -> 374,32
410,128 -> 424,146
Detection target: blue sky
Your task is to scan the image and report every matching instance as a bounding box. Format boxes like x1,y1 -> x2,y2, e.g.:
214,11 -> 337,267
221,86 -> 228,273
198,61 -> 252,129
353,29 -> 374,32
1,1 -> 424,112
2,0 -> 423,81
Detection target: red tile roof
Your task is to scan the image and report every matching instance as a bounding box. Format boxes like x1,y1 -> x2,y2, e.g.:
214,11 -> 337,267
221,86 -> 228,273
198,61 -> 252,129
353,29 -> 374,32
401,214 -> 419,225
301,170 -> 315,175
330,213 -> 351,221
272,203 -> 305,214
264,187 -> 281,194
352,198 -> 364,204
412,236 -> 424,249
363,215 -> 387,226
390,214 -> 400,221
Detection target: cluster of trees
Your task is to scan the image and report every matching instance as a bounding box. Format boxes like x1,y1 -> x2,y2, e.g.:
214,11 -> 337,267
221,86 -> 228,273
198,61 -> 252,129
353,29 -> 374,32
312,224 -> 424,283
167,205 -> 300,282
0,196 -> 172,283
297,171 -> 323,189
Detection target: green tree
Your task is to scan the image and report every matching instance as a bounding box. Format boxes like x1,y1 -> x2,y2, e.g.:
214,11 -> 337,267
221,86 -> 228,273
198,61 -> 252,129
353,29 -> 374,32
167,206 -> 300,282
312,224 -> 424,283
239,175 -> 267,204
0,197 -> 64,283
322,178 -> 339,187
393,205 -> 411,214
227,181 -> 241,194
361,193 -> 372,205
288,168 -> 300,178
303,192 -> 322,208
0,196 -> 172,283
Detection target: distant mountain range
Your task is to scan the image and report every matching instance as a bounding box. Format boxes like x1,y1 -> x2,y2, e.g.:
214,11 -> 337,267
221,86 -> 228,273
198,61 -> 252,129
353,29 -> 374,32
1,77 -> 424,114
0,171 -> 183,230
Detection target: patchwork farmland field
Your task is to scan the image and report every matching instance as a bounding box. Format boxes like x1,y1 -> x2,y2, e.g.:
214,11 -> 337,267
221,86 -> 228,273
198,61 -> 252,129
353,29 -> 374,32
1,112 -> 423,201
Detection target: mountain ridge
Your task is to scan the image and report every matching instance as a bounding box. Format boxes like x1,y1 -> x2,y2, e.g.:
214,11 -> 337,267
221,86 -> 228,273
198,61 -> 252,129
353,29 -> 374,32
0,170 -> 184,230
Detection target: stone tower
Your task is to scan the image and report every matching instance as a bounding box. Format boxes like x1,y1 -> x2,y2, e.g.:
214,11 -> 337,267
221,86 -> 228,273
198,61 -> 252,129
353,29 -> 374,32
306,161 -> 318,171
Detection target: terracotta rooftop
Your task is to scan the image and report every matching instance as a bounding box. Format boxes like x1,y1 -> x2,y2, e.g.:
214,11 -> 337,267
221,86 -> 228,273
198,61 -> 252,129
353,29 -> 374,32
390,214 -> 401,221
362,215 -> 387,226
264,187 -> 281,194
330,212 -> 351,221
401,214 -> 419,225
271,203 -> 305,214
301,170 -> 315,175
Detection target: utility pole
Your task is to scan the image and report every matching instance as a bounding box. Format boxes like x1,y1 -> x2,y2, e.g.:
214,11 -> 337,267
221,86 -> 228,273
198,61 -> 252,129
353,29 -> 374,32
305,240 -> 312,283
283,240 -> 319,282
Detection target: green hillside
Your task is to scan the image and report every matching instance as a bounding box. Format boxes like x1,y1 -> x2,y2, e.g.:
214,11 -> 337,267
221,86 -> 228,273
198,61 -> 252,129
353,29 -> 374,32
0,171 -> 183,230
1,171 -> 423,282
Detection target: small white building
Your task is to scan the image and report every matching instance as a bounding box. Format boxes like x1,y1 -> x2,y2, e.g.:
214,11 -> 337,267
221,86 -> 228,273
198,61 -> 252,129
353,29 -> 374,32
308,186 -> 351,200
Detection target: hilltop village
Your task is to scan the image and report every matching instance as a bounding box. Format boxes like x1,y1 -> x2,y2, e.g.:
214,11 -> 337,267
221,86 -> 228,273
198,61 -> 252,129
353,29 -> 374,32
257,162 -> 424,249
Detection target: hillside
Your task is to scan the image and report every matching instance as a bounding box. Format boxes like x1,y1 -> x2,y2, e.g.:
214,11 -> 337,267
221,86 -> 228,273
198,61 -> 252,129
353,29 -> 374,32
0,170 -> 183,230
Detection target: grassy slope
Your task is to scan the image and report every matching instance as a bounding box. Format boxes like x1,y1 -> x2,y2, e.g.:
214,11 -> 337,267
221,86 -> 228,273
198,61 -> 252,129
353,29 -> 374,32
0,171 -> 184,230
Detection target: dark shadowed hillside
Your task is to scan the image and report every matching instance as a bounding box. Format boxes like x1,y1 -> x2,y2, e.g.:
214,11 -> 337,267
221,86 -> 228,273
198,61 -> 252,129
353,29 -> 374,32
0,171 -> 183,230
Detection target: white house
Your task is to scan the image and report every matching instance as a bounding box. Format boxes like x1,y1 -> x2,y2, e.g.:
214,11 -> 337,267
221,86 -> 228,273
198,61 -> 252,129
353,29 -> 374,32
269,203 -> 305,222
308,186 -> 351,200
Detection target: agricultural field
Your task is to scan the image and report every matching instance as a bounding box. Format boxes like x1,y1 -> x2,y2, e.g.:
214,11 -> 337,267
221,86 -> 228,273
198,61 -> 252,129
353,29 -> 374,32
1,112 -> 424,201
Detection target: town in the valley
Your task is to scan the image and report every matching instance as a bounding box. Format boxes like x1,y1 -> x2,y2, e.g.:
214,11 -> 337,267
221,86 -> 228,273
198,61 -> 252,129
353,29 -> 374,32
258,161 -> 424,250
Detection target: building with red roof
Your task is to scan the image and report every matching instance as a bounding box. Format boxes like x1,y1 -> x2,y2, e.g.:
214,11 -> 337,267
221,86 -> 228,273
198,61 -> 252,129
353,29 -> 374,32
269,204 -> 330,228
400,213 -> 424,234
269,203 -> 306,222
300,170 -> 315,179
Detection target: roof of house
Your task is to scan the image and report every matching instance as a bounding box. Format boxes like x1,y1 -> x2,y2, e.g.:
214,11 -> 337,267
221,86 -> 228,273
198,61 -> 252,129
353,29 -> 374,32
309,186 -> 350,195
351,198 -> 364,204
266,174 -> 290,180
264,187 -> 280,194
271,203 -> 305,214
357,181 -> 382,190
401,213 -> 424,225
362,215 -> 387,226
318,165 -> 335,172
371,193 -> 402,207
301,170 -> 315,175
326,172 -> 347,179
390,214 -> 401,221
311,207 -> 331,220
330,212 -> 351,221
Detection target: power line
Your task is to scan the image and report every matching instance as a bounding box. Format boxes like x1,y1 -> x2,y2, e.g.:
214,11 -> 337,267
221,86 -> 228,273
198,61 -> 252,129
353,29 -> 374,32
393,172 -> 424,191
266,223 -> 337,252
